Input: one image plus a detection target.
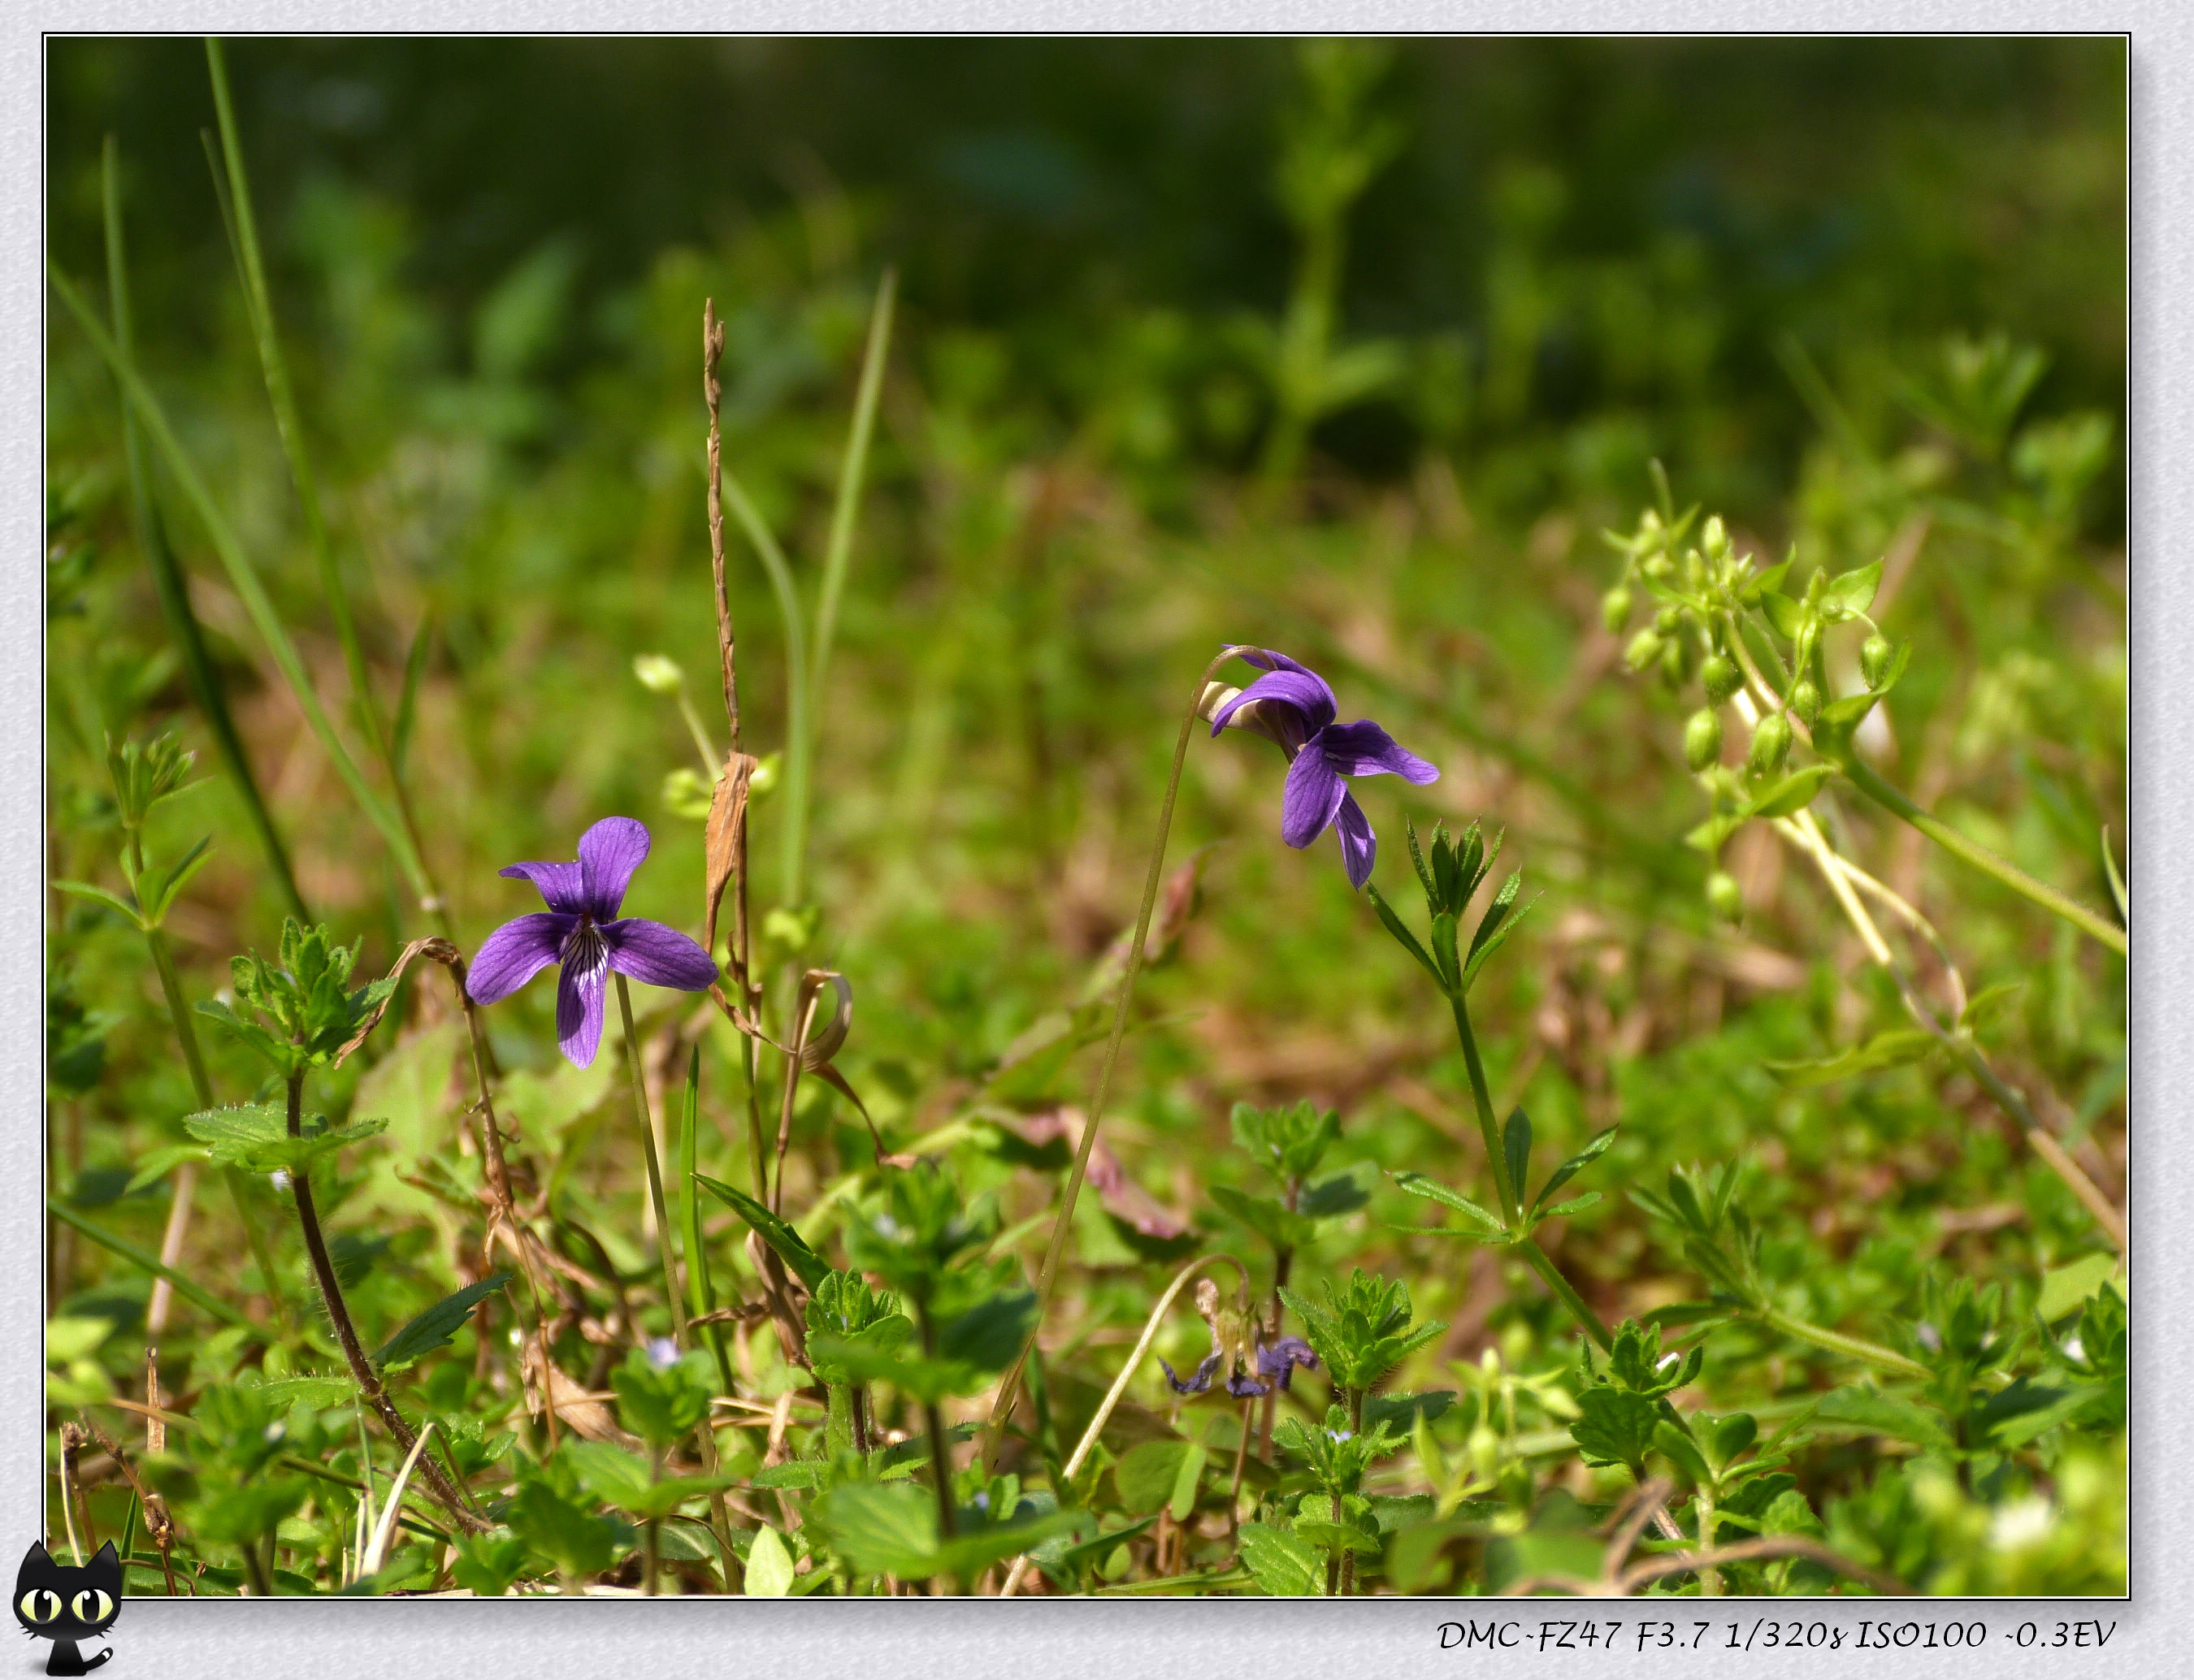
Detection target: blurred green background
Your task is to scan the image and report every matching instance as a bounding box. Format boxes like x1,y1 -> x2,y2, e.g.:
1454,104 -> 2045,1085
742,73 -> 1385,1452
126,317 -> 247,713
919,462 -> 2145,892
45,37 -> 2126,1592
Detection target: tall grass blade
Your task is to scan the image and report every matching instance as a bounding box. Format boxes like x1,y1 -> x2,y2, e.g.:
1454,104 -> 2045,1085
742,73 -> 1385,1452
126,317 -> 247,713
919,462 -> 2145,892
101,136 -> 310,924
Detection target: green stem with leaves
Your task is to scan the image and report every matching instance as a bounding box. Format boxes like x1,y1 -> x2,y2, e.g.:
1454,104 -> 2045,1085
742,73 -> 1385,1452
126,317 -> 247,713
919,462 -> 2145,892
1758,1305 -> 1927,1383
1450,994 -> 1613,1353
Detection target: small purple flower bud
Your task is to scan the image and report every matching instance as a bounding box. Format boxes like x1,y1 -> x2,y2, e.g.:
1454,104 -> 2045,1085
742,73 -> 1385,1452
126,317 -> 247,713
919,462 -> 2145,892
645,1336 -> 680,1371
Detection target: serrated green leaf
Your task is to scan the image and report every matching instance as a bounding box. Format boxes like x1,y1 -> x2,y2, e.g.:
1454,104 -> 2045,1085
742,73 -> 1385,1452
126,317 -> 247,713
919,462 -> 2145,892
1237,1522 -> 1325,1596
182,1103 -> 388,1174
369,1271 -> 514,1371
695,1173 -> 829,1290
124,1142 -> 212,1194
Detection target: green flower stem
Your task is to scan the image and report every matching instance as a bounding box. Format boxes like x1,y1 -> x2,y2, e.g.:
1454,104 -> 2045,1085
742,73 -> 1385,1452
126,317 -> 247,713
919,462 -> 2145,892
1758,1305 -> 1928,1383
280,1074 -> 485,1531
1449,996 -> 1517,1223
101,133 -> 307,924
1511,1239 -> 1613,1355
678,1046 -> 736,1396
1451,993 -> 1613,1353
980,648 -> 1238,1466
1840,755 -> 2126,956
616,975 -> 687,1340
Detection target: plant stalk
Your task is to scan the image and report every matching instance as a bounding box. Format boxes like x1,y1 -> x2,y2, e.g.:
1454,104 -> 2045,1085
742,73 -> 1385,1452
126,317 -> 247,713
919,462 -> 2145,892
616,976 -> 687,1340
980,650 -> 1237,1464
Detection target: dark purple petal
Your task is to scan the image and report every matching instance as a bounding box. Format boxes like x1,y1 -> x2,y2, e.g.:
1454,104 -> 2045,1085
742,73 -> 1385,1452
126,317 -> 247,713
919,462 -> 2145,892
467,912 -> 575,1006
556,922 -> 610,1067
604,918 -> 718,992
1333,791 -> 1377,890
577,816 -> 652,920
1320,719 -> 1441,785
497,859 -> 585,913
1210,666 -> 1337,741
1281,739 -> 1347,849
1224,1369 -> 1273,1398
1257,1336 -> 1319,1392
1159,1353 -> 1220,1395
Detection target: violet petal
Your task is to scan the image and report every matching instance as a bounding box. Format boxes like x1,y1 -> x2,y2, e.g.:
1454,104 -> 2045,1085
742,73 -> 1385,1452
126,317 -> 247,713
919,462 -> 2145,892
466,911 -> 575,1006
577,816 -> 652,921
604,917 -> 719,992
556,924 -> 611,1068
1320,718 -> 1441,785
1281,739 -> 1347,848
1333,791 -> 1377,890
1210,666 -> 1337,740
1224,1370 -> 1273,1398
1160,1353 -> 1221,1396
497,860 -> 585,914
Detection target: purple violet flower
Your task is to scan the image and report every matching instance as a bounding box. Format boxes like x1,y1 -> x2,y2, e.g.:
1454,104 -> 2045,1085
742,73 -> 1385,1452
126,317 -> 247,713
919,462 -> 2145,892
466,816 -> 718,1068
1204,647 -> 1439,890
1157,1277 -> 1323,1399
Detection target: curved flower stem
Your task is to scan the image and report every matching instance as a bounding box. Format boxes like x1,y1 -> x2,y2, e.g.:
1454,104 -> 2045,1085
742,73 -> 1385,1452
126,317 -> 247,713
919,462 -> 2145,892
1451,992 -> 1612,1353
616,976 -> 687,1340
283,1074 -> 486,1531
980,650 -> 1238,1467
998,1254 -> 1247,1598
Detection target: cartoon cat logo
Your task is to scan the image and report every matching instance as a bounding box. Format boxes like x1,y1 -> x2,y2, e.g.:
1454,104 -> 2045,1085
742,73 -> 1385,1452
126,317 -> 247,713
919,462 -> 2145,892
13,1541 -> 119,1676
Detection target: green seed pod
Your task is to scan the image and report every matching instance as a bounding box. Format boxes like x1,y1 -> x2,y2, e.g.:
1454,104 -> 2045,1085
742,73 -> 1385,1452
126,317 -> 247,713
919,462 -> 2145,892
1706,870 -> 1744,921
1624,628 -> 1663,672
1789,678 -> 1822,725
1659,635 -> 1689,686
1642,552 -> 1676,583
1684,708 -> 1724,772
1601,586 -> 1633,633
1700,654 -> 1741,706
1654,604 -> 1682,635
1746,711 -> 1793,774
1860,633 -> 1894,688
1702,515 -> 1729,559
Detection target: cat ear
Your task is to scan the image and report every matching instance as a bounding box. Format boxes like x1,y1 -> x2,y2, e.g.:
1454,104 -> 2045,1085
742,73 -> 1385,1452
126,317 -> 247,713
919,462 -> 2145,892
90,1540 -> 119,1574
19,1539 -> 51,1569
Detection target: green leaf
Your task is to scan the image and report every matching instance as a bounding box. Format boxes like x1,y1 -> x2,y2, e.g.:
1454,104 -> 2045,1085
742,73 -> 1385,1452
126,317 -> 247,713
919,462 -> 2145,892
1811,1386 -> 1953,1452
1117,1440 -> 1192,1515
1538,1191 -> 1603,1219
566,1440 -> 735,1518
1209,1184 -> 1318,1252
1819,558 -> 1883,620
1364,881 -> 1446,992
252,1375 -> 356,1410
369,1271 -> 514,1372
1746,764 -> 1836,818
695,1173 -> 830,1290
1761,591 -> 1808,641
1652,1419 -> 1711,1486
124,1143 -> 211,1194
1502,1109 -> 1533,1212
744,1524 -> 796,1596
2037,1252 -> 2122,1324
183,1103 -> 389,1175
1533,1126 -> 1618,1214
810,1481 -> 1072,1580
1296,1168 -> 1368,1220
1460,879 -> 1533,993
1237,1522 -> 1325,1596
144,835 -> 215,921
1959,980 -> 2023,1037
1762,1028 -> 1935,1088
1389,1171 -> 1503,1233
1684,812 -> 1747,855
1570,1386 -> 1665,1474
1168,1441 -> 1209,1522
52,879 -> 145,925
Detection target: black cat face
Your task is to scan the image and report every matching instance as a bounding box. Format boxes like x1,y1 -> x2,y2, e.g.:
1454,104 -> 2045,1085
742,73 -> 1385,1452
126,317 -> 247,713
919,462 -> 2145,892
13,1543 -> 120,1640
